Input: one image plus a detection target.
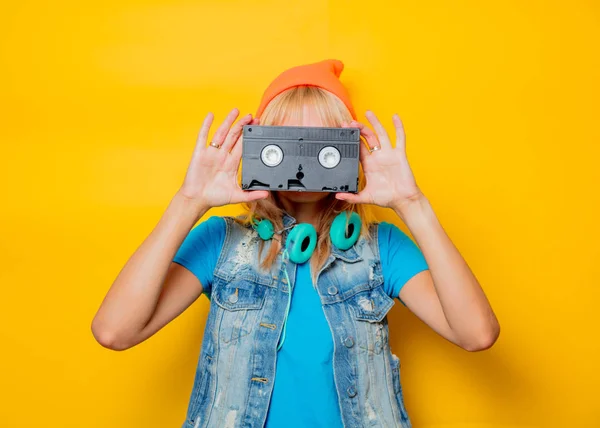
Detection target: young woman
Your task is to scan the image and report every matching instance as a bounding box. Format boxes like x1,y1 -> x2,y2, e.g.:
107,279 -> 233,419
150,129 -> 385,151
92,59 -> 500,428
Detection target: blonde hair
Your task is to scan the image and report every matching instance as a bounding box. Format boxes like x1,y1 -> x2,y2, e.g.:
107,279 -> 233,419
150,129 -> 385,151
235,86 -> 375,282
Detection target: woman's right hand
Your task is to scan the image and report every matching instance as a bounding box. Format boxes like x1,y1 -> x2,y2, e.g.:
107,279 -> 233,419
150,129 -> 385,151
177,108 -> 269,210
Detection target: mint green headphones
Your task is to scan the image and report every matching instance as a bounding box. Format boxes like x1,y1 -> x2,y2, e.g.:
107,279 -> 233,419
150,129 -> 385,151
251,210 -> 361,264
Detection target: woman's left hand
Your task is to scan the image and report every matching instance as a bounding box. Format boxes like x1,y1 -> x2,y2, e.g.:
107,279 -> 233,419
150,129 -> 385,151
336,110 -> 424,213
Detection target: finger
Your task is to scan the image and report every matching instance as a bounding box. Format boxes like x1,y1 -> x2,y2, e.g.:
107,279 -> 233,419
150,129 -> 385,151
195,112 -> 214,146
228,116 -> 260,163
335,191 -> 372,205
358,136 -> 371,162
344,121 -> 369,160
190,112 -> 214,164
365,111 -> 392,150
392,113 -> 406,153
226,116 -> 261,171
209,108 -> 240,147
226,131 -> 245,171
350,120 -> 381,153
234,189 -> 269,203
222,113 -> 252,152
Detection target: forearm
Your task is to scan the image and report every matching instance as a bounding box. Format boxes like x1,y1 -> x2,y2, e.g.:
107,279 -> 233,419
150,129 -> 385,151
393,194 -> 500,348
91,191 -> 208,344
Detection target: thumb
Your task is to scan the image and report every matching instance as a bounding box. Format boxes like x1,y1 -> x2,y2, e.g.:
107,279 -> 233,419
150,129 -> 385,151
335,192 -> 362,204
237,189 -> 269,203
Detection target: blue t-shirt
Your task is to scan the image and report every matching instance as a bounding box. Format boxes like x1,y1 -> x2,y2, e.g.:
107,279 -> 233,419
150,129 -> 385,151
173,216 -> 429,427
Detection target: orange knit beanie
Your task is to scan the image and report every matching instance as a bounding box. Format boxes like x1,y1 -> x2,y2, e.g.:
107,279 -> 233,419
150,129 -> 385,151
255,59 -> 357,120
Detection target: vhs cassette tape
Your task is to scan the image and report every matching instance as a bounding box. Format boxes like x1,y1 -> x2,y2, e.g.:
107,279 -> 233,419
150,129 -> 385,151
241,125 -> 360,193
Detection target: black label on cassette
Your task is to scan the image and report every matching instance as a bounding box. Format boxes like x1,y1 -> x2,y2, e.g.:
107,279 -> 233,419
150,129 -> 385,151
241,125 -> 360,193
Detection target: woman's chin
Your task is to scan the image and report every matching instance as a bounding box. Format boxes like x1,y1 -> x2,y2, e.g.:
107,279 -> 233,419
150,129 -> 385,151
279,191 -> 331,203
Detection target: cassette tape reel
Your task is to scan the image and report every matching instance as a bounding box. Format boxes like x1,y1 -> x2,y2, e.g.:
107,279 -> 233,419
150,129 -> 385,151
241,125 -> 360,193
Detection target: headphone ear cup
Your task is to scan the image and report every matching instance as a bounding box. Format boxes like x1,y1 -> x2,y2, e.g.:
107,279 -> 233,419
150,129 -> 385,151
286,223 -> 317,264
253,218 -> 275,240
330,211 -> 361,250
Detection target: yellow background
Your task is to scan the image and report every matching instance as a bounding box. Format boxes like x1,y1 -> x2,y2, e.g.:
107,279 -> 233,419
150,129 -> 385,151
1,0 -> 598,427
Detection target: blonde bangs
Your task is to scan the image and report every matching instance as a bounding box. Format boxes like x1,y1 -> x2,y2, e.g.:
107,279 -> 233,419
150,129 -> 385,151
259,86 -> 354,128
236,86 -> 375,282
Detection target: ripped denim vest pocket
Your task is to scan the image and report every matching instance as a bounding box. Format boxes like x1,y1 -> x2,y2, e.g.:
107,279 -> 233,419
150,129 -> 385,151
351,285 -> 395,354
212,279 -> 267,344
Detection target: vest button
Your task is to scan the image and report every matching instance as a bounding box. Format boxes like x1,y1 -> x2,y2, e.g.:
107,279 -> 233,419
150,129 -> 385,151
347,385 -> 357,398
229,293 -> 239,303
344,337 -> 354,348
327,286 -> 338,295
375,340 -> 382,354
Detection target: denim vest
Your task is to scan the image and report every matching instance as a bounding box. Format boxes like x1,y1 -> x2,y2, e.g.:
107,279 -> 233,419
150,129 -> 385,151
182,212 -> 412,428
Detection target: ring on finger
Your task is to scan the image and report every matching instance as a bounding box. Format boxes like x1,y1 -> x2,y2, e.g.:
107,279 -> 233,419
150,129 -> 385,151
369,145 -> 381,153
209,141 -> 221,149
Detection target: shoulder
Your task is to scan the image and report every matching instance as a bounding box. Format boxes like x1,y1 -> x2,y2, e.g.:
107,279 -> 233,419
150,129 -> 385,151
180,216 -> 227,249
373,221 -> 419,260
191,215 -> 226,235
214,214 -> 262,250
221,214 -> 255,235
364,221 -> 410,247
377,221 -> 427,269
189,215 -> 258,245
194,215 -> 253,233
377,221 -> 411,243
